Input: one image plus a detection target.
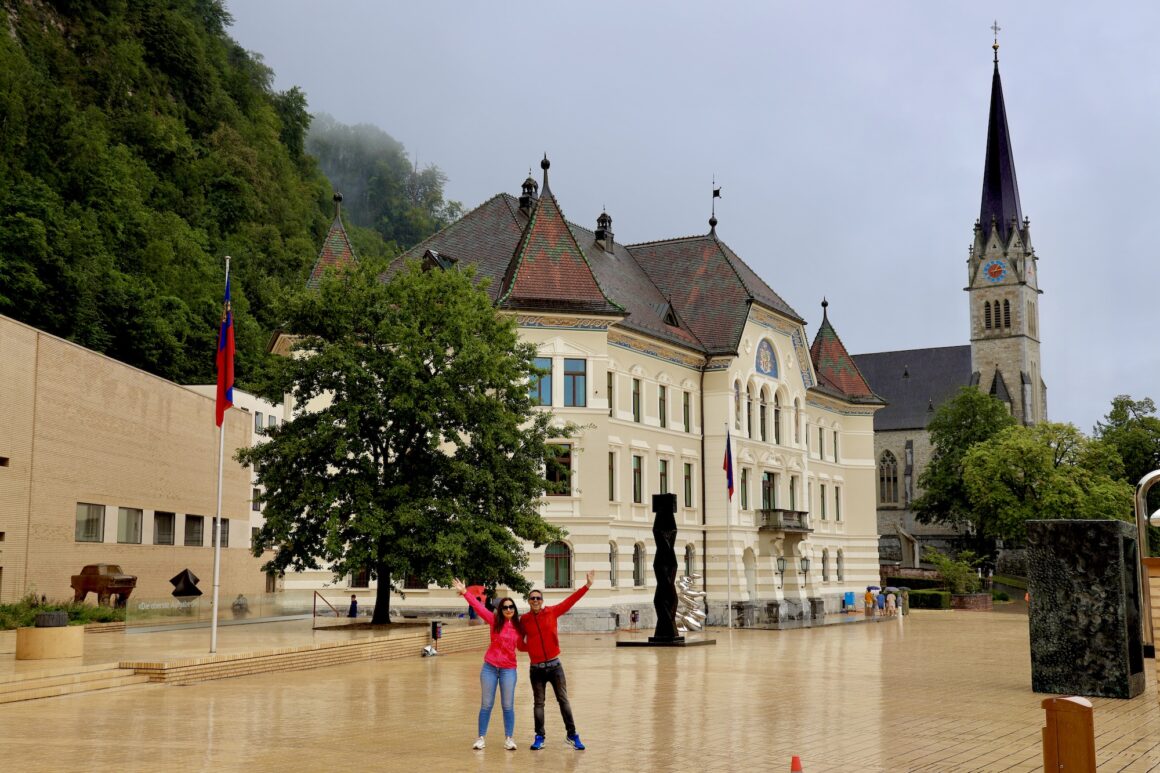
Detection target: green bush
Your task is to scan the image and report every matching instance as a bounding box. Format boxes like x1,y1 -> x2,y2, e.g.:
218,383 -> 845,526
924,548 -> 983,594
991,590 -> 1010,602
885,576 -> 944,591
0,594 -> 126,630
907,590 -> 951,609
992,575 -> 1027,590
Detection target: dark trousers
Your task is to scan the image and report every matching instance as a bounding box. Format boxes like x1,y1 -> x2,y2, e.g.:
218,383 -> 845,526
529,662 -> 576,737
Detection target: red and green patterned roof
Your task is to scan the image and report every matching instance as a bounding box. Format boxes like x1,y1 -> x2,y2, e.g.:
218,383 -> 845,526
810,305 -> 878,399
306,214 -> 358,290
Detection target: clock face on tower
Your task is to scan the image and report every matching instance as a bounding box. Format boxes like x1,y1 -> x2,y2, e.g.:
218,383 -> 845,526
983,259 -> 1008,283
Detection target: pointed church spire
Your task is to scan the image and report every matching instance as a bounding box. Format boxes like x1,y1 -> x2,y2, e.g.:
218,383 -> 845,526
979,22 -> 1023,244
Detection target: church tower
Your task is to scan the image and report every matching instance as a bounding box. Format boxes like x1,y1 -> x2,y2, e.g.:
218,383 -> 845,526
967,30 -> 1046,425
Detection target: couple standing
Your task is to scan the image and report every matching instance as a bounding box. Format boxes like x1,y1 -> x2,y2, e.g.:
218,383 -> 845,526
452,570 -> 592,752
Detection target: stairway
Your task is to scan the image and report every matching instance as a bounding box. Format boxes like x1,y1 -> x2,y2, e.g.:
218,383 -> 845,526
0,663 -> 151,704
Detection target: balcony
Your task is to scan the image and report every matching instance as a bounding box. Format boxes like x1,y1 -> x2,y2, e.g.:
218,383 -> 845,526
757,508 -> 812,533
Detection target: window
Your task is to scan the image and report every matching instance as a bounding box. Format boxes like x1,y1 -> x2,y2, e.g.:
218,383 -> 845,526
608,451 -> 616,501
267,414 -> 277,429
684,544 -> 695,578
404,574 -> 426,589
252,487 -> 262,512
153,512 -> 175,545
1028,300 -> 1036,336
607,371 -> 615,417
659,459 -> 669,494
632,455 -> 643,503
879,451 -> 899,504
740,468 -> 749,510
1003,299 -> 1011,328
563,358 -> 586,407
545,541 -> 571,589
819,428 -> 825,458
185,515 -> 205,546
633,543 -> 646,587
609,542 -> 618,587
211,517 -> 230,548
837,550 -> 845,581
251,527 -> 260,550
734,381 -> 742,430
822,549 -> 830,582
761,472 -> 774,510
683,391 -> 691,432
75,503 -> 105,543
254,412 -> 264,431
531,357 -> 553,405
820,484 -> 827,520
546,444 -> 572,496
746,385 -> 754,437
658,385 -> 667,428
759,393 -> 768,442
835,486 -> 842,521
632,378 -> 641,422
984,301 -> 992,329
774,395 -> 782,444
789,476 -> 798,511
117,507 -> 143,544
794,399 -> 801,444
683,462 -> 693,508
833,431 -> 840,462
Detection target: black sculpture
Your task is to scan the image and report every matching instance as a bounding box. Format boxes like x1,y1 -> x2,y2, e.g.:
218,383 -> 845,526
650,493 -> 682,643
170,568 -> 203,597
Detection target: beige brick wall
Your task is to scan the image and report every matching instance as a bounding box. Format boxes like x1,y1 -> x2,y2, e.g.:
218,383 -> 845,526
0,316 -> 269,604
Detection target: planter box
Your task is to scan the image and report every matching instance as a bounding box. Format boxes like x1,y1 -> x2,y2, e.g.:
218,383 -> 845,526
15,625 -> 84,660
951,593 -> 993,611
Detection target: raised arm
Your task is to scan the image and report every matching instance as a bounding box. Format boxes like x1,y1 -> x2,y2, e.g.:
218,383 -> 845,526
552,570 -> 594,617
454,579 -> 494,625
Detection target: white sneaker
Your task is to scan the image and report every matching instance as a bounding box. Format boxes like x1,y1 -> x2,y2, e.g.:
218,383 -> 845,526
472,736 -> 486,750
504,737 -> 518,751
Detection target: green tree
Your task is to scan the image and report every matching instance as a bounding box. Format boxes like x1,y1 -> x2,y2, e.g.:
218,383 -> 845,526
961,422 -> 1133,543
913,387 -> 1017,546
239,260 -> 566,623
924,548 -> 982,594
1094,395 -> 1160,555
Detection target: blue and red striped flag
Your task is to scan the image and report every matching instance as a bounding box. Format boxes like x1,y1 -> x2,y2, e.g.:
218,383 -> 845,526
723,430 -> 734,500
215,267 -> 235,427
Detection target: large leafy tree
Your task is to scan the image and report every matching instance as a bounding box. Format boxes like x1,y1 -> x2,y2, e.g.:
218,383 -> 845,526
913,386 -> 1017,546
962,422 -> 1133,542
239,260 -> 565,623
1094,395 -> 1160,555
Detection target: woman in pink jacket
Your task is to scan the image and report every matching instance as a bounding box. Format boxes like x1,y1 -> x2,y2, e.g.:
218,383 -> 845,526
452,578 -> 523,751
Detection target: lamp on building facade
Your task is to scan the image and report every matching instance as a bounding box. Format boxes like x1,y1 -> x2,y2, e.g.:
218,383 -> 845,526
776,556 -> 786,587
800,556 -> 811,574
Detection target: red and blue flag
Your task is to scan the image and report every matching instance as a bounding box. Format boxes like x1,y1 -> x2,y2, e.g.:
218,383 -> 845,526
215,268 -> 235,427
723,430 -> 734,500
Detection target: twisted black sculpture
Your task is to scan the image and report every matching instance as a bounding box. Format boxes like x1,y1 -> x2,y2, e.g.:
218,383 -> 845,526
650,493 -> 682,643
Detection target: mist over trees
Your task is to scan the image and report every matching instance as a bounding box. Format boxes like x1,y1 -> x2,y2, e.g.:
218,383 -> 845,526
306,114 -> 462,251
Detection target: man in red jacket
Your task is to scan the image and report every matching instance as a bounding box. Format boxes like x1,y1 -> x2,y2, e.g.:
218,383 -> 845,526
523,569 -> 593,750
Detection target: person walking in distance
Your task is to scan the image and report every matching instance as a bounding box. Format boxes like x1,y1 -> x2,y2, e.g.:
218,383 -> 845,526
524,569 -> 593,751
452,578 -> 523,752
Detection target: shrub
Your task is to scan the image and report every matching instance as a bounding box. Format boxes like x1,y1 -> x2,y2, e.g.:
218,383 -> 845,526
0,594 -> 126,630
885,575 -> 944,591
908,590 -> 951,609
924,548 -> 983,594
991,590 -> 1010,602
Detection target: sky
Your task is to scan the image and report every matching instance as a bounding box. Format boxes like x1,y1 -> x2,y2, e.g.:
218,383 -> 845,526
226,2 -> 1160,435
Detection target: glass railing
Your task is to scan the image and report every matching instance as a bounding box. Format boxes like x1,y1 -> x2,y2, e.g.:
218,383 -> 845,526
122,590 -> 373,629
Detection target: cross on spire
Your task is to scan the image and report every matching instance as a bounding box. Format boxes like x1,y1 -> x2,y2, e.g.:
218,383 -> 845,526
991,20 -> 1001,63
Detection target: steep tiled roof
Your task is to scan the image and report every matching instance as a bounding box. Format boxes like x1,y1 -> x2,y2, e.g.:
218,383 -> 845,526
852,345 -> 972,431
979,58 -> 1023,243
497,186 -> 622,315
809,304 -> 881,402
307,214 -> 359,289
627,234 -> 802,356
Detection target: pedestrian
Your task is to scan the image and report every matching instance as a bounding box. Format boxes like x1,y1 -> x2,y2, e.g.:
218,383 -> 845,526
886,592 -> 897,617
348,594 -> 358,618
629,609 -> 639,631
876,591 -> 886,616
864,588 -> 875,617
452,578 -> 522,752
523,569 -> 593,751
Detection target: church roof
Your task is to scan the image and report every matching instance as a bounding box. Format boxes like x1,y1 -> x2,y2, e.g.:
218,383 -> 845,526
979,55 -> 1023,243
808,302 -> 881,403
852,345 -> 972,431
306,213 -> 359,290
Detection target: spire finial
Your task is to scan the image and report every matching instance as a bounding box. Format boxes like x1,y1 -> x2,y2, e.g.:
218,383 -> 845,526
540,153 -> 550,190
710,176 -> 721,233
991,20 -> 1001,65
333,192 -> 343,217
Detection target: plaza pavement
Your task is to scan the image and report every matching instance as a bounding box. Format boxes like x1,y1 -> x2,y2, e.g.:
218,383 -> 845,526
1,606 -> 1157,772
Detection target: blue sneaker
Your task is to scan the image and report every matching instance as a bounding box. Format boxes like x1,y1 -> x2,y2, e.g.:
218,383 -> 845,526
567,733 -> 585,750
530,735 -> 545,750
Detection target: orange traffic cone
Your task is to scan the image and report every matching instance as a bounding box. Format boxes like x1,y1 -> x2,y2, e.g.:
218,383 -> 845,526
790,755 -> 804,771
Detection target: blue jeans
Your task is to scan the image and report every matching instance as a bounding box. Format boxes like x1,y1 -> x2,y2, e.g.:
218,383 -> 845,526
479,662 -> 517,737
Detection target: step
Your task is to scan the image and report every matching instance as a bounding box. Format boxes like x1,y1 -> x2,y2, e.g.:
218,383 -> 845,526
0,665 -> 133,696
0,673 -> 150,704
0,661 -> 120,688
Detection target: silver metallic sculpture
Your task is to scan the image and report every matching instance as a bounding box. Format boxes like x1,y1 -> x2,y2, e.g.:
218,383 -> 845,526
675,574 -> 707,633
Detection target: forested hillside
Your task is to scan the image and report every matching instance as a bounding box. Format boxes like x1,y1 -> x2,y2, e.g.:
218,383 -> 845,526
0,1 -> 458,388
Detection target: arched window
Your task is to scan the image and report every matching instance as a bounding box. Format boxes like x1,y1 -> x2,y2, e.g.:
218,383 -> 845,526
733,381 -> 742,430
774,394 -> 782,445
545,541 -> 571,589
609,542 -> 618,588
822,549 -> 830,582
759,389 -> 768,442
793,398 -> 801,444
684,544 -> 695,579
837,550 -> 844,581
1003,299 -> 1011,328
878,451 -> 899,504
984,301 -> 992,329
1027,300 -> 1035,336
746,384 -> 755,438
633,543 -> 646,587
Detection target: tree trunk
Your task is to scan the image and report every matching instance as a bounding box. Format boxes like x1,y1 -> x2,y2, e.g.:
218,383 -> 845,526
371,565 -> 392,624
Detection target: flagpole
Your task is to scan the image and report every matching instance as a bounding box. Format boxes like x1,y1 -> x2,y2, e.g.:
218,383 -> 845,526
724,423 -> 733,630
210,256 -> 230,654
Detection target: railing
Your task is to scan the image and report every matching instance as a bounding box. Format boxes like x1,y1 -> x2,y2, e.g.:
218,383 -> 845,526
757,508 -> 812,532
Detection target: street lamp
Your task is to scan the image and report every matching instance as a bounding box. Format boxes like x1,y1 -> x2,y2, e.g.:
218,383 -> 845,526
800,556 -> 811,574
776,556 -> 786,587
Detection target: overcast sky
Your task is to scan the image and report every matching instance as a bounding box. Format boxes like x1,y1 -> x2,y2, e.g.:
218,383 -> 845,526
227,2 -> 1160,435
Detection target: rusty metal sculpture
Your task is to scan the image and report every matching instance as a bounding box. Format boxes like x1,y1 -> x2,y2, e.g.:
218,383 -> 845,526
71,564 -> 137,607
